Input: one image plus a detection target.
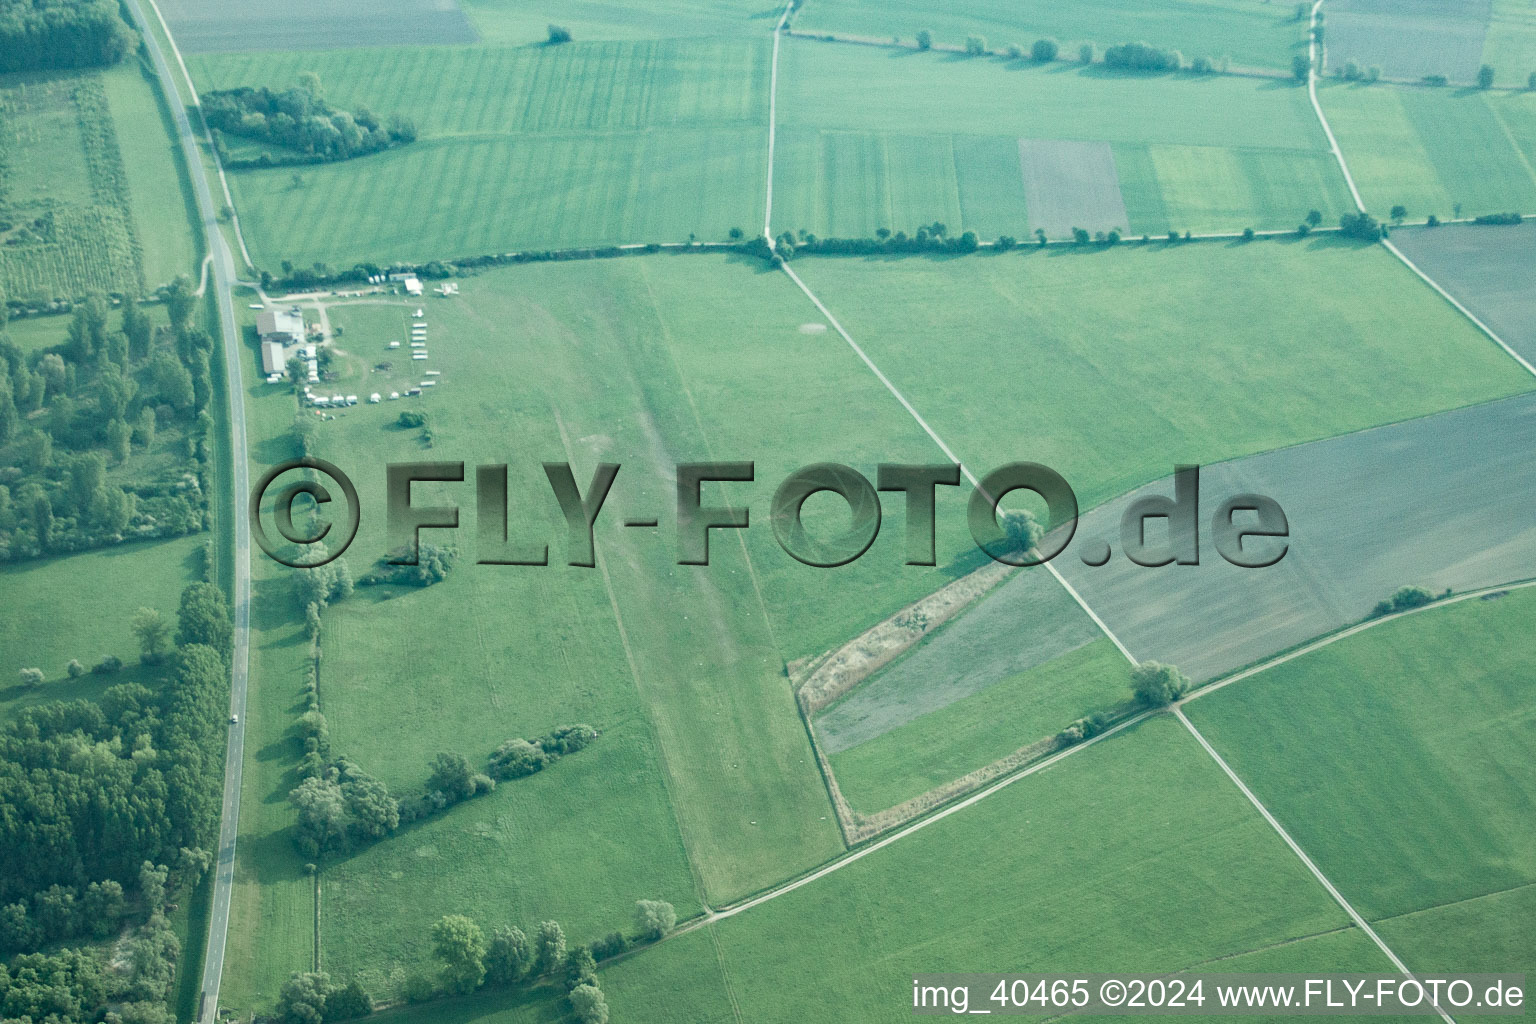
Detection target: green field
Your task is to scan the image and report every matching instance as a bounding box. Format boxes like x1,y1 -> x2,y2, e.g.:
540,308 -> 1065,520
0,534 -> 208,722
794,0 -> 1309,72
828,639 -> 1128,813
772,41 -> 1352,239
225,254 -> 1029,1008
461,0 -> 769,45
1322,80 -> 1536,221
187,38 -> 770,268
1482,0 -> 1536,81
597,716 -> 1393,1023
791,240 -> 1532,511
1187,588 -> 1536,974
101,63 -> 201,288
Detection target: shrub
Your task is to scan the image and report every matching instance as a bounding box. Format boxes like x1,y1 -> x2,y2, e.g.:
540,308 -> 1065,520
1529,71 -> 1536,90
1473,211 -> 1523,225
1367,65 -> 1380,81
1422,74 -> 1448,86
635,899 -> 677,940
1130,661 -> 1189,706
65,659 -> 84,679
1005,43 -> 1023,59
1296,222 -> 1311,236
1390,204 -> 1407,223
1292,53 -> 1311,81
1078,42 -> 1096,64
92,655 -> 123,674
591,931 -> 628,960
1241,227 -> 1255,241
1191,55 -> 1213,73
1343,60 -> 1361,81
1103,41 -> 1182,72
397,410 -> 427,428
547,24 -> 573,44
1372,585 -> 1436,617
964,35 -> 987,56
1426,213 -> 1440,226
915,29 -> 932,50
19,667 -> 44,688
1339,211 -> 1384,241
1478,64 -> 1495,88
1031,38 -> 1059,62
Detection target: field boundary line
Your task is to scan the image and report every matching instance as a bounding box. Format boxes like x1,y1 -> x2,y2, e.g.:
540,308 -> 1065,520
1370,879 -> 1536,925
1380,239 -> 1536,378
762,0 -> 794,241
1173,708 -> 1455,1024
774,261 -> 1137,664
549,408 -> 714,911
143,0 -> 257,274
1307,0 -> 1366,212
1183,578 -> 1536,707
689,706 -> 1156,928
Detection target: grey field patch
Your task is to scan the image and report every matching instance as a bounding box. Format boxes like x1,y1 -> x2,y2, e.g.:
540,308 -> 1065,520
1326,0 -> 1491,82
1390,222 -> 1536,367
1018,139 -> 1130,239
813,566 -> 1100,754
157,0 -> 478,53
1052,392 -> 1536,683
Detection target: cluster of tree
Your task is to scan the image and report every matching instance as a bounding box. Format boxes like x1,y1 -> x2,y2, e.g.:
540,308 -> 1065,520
1130,661 -> 1190,707
1335,60 -> 1381,82
1339,211 -> 1386,241
0,581 -> 228,957
1473,212 -> 1523,225
357,543 -> 456,587
487,723 -> 599,779
1056,712 -> 1108,747
297,547 -> 354,638
1,907 -> 181,1024
1103,41 -> 1184,72
0,281 -> 215,562
0,0 -> 135,74
1371,584 -> 1442,618
274,970 -> 374,1024
416,902 -> 674,1018
546,24 -> 572,44
205,78 -> 417,167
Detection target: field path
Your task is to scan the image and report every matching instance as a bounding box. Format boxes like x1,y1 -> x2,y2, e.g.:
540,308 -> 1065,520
1174,707 -> 1457,1024
1307,0 -> 1366,211
122,2 -> 253,1022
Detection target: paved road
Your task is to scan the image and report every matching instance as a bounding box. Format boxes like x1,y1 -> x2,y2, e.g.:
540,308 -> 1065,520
119,3 -> 252,1020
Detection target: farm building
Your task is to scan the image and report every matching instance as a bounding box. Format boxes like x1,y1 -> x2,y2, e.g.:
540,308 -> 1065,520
403,276 -> 423,296
260,340 -> 286,376
256,309 -> 305,344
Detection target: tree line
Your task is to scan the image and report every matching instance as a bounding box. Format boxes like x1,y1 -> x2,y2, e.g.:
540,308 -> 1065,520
0,0 -> 135,74
0,279 -> 215,562
276,899 -> 678,1022
205,77 -> 418,168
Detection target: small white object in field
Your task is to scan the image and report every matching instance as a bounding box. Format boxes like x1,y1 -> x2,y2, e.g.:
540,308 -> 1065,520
799,323 -> 827,334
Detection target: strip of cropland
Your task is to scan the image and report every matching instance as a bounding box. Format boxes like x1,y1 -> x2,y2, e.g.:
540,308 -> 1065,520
770,40 -> 1354,241
184,38 -> 770,269
1318,79 -> 1536,221
793,0 -> 1308,73
1053,390 -> 1536,682
1185,586 -> 1536,976
222,253 -> 1046,1009
1388,221 -> 1536,365
594,715 -> 1398,1023
787,239 -> 1530,513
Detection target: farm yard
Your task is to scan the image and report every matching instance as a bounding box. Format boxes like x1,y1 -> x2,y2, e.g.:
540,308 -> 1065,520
6,0 -> 1536,1021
